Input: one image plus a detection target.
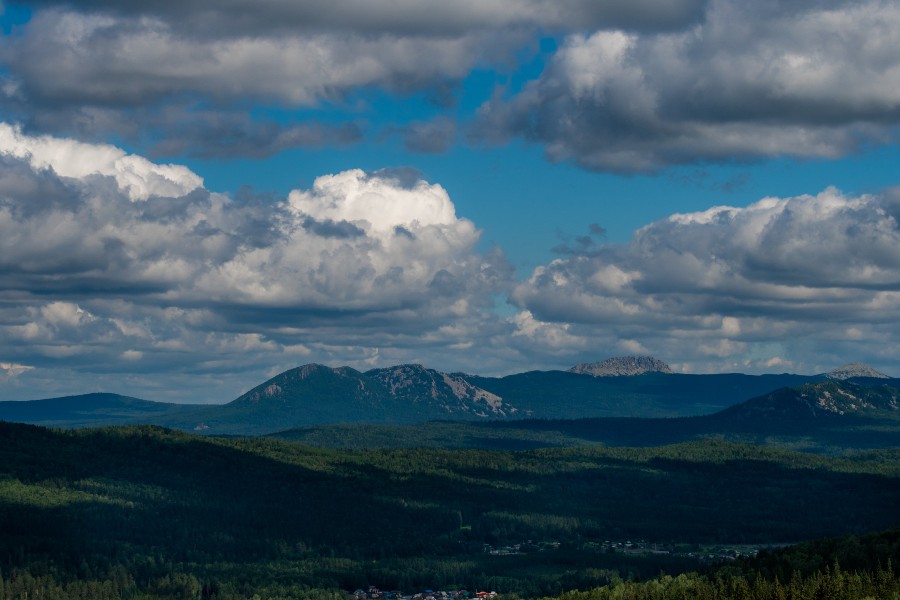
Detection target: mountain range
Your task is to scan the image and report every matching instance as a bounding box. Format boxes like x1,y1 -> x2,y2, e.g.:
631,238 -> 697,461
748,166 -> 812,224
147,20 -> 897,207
1,357 -> 897,439
269,378 -> 900,452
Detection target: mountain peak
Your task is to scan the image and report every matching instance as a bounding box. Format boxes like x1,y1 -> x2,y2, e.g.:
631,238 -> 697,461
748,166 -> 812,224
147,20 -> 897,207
569,356 -> 673,377
365,364 -> 514,417
295,363 -> 342,377
826,363 -> 890,380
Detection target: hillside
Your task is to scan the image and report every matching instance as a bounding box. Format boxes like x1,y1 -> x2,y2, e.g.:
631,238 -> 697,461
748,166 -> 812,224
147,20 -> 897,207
464,370 -> 819,419
717,379 -> 900,420
2,421 -> 900,598
0,392 -> 198,428
158,363 -> 518,435
5,364 -> 896,435
537,529 -> 900,600
272,379 -> 900,452
203,368 -> 824,432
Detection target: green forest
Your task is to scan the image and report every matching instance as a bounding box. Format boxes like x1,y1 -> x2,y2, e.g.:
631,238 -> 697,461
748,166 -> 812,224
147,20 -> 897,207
2,421 -> 900,599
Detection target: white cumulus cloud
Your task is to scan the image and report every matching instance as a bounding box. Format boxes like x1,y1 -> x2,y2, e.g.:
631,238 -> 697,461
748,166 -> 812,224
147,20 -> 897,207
0,125 -> 514,400
0,123 -> 202,200
512,186 -> 900,373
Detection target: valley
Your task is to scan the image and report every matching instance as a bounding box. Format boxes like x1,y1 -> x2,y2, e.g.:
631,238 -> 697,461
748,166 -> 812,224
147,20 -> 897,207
1,358 -> 899,599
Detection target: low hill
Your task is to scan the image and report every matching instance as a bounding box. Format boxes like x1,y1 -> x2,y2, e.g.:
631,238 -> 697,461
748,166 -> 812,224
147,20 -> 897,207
464,370 -> 819,419
0,392 -> 198,428
272,379 -> 900,452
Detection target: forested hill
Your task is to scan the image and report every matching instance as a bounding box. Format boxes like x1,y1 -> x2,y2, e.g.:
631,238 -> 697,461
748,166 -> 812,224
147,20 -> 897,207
535,529 -> 900,600
0,369 -> 828,433
272,379 -> 900,452
2,421 -> 900,599
0,392 -> 198,428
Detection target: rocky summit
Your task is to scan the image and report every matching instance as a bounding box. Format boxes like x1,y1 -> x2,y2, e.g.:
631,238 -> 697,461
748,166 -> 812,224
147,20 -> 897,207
365,364 -> 514,417
826,363 -> 890,380
569,356 -> 673,377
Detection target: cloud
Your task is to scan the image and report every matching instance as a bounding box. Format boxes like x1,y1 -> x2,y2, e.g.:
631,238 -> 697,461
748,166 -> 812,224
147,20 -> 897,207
3,8 -> 507,109
0,362 -> 34,379
147,111 -> 365,159
510,310 -> 587,353
0,123 -> 202,200
0,0 -> 709,157
552,223 -> 608,256
512,186 -> 900,373
476,0 -> 900,172
0,125 -> 515,400
396,117 -> 458,154
10,0 -> 899,172
17,0 -> 708,37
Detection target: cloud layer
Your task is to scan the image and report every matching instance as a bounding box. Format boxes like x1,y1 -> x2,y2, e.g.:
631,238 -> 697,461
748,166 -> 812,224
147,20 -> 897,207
2,125 -> 900,398
3,0 -> 900,398
4,0 -> 900,169
511,187 -> 900,373
0,125 -> 512,400
476,0 -> 900,172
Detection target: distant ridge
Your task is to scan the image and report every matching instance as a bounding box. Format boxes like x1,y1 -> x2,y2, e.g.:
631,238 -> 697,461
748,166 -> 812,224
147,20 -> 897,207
5,362 -> 848,434
191,362 -> 519,434
569,356 -> 673,377
0,392 -> 195,428
826,363 -> 890,380
719,380 -> 900,420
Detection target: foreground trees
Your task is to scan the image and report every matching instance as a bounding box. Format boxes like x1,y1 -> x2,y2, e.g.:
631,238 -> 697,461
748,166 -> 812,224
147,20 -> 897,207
2,422 -> 899,599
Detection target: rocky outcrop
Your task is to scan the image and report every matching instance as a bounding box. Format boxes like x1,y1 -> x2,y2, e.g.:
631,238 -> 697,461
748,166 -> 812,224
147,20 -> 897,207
365,364 -> 514,416
569,356 -> 673,377
720,380 -> 900,420
826,363 -> 890,380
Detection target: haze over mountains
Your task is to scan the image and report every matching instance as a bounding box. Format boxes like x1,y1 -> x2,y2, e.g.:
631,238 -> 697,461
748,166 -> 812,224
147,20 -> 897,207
1,357 -> 897,441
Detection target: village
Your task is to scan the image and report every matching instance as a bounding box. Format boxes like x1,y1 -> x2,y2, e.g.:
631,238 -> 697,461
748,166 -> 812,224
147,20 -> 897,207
586,539 -> 769,563
484,538 -> 769,564
349,539 -> 772,600
352,587 -> 499,600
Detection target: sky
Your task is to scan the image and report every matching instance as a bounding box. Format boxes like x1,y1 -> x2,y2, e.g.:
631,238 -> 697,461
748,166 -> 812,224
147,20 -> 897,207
2,0 -> 900,403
